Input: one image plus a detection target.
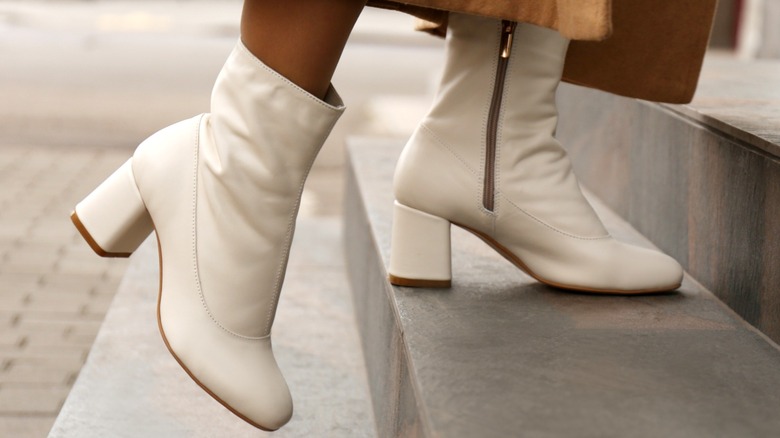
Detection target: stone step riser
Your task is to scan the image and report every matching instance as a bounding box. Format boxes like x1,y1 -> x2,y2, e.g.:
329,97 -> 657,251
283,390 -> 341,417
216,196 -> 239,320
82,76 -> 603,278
344,139 -> 780,438
557,80 -> 780,344
345,162 -> 424,438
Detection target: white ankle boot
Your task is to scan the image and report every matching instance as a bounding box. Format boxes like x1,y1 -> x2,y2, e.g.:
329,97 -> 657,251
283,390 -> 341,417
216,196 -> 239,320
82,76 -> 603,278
389,14 -> 683,294
71,41 -> 345,429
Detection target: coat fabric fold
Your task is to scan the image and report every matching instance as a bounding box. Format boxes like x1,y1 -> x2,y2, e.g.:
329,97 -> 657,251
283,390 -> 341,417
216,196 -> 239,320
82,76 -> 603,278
368,0 -> 718,103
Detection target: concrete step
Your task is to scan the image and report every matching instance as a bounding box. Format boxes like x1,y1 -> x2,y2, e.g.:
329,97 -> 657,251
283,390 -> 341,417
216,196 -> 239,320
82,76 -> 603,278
556,54 -> 780,344
49,217 -> 375,437
344,139 -> 780,437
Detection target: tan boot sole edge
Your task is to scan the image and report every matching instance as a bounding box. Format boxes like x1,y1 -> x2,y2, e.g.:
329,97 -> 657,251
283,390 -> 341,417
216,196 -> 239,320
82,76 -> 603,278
152,229 -> 279,432
70,211 -> 133,258
390,221 -> 681,296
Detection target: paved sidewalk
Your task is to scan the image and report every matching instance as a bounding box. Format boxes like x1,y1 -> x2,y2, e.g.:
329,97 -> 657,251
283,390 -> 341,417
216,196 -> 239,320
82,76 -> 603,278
0,144 -> 132,436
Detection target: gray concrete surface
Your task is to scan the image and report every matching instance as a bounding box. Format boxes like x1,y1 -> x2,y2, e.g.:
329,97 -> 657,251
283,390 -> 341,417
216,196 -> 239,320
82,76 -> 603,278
556,55 -> 780,344
345,139 -> 780,438
0,1 -> 443,436
669,56 -> 780,156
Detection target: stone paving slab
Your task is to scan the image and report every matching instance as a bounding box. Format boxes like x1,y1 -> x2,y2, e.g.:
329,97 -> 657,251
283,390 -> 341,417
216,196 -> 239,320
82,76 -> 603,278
0,144 -> 133,436
49,217 -> 375,437
345,139 -> 780,438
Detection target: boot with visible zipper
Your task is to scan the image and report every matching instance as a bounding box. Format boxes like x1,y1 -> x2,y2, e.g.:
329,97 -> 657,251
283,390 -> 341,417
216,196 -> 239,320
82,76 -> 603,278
389,14 -> 683,294
70,40 -> 345,430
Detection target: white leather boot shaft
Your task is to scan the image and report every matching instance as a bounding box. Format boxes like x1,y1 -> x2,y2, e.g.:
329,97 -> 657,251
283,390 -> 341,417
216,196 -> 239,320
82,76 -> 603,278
129,41 -> 344,429
392,14 -> 682,293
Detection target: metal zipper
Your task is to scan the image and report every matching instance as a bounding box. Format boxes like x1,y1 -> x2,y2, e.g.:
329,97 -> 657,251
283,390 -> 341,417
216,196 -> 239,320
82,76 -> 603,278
483,20 -> 516,212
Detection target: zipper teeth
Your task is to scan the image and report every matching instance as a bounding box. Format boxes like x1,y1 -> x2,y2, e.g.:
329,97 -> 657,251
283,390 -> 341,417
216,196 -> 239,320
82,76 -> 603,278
483,21 -> 516,212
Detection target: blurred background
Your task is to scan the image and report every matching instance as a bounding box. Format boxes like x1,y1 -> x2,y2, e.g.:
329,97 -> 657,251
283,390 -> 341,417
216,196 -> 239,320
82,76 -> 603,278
0,0 -> 777,436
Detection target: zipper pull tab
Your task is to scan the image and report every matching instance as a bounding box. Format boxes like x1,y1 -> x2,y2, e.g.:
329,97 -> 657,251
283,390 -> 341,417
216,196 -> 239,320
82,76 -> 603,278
500,21 -> 517,58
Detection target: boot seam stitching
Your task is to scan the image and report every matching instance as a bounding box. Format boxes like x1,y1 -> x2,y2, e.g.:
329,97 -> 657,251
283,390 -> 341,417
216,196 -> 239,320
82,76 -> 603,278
419,123 -> 478,177
501,194 -> 611,240
420,122 -> 496,219
191,115 -> 271,341
264,115 -> 341,334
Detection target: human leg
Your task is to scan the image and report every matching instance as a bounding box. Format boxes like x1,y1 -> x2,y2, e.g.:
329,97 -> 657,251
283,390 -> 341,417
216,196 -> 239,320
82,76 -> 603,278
241,0 -> 366,98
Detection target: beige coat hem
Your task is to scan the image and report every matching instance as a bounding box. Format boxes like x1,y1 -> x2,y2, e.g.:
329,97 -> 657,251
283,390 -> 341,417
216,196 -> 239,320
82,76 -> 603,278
368,0 -> 718,103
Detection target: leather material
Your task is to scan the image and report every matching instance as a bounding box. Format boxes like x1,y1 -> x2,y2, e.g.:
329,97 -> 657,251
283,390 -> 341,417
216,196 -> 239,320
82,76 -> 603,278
394,14 -> 682,292
389,201 -> 452,282
73,160 -> 153,255
131,41 -> 344,429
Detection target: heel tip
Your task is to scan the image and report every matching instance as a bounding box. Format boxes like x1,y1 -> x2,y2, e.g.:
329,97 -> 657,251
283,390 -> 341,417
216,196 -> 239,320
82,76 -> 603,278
70,211 -> 132,258
388,274 -> 451,289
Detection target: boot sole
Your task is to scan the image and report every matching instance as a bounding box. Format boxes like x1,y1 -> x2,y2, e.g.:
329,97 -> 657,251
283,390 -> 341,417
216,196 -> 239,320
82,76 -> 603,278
387,275 -> 451,289
70,211 -> 132,258
390,221 -> 681,295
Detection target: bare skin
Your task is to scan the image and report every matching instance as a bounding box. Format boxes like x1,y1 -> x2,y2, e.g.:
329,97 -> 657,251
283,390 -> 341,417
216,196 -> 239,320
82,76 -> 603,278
241,0 -> 368,99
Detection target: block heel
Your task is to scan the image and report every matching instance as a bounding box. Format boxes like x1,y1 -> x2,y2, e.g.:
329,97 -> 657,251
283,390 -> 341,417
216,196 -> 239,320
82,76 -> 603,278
388,201 -> 452,288
71,159 -> 153,258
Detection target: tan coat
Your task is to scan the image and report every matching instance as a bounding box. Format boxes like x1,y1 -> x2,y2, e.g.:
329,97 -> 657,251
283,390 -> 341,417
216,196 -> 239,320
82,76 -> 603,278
368,0 -> 718,103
